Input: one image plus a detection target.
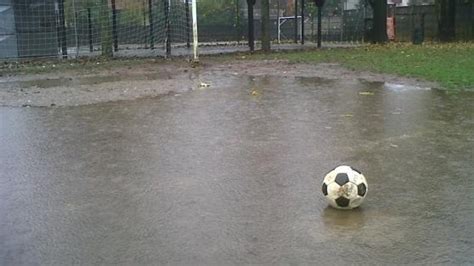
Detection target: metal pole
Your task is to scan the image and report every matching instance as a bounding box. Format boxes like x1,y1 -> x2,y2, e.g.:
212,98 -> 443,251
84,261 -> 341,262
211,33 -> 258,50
58,0 -> 67,58
236,0 -> 240,43
277,0 -> 280,44
72,0 -> 79,57
311,7 -> 315,41
88,8 -> 93,52
301,0 -> 305,44
340,0 -> 345,42
192,0 -> 199,61
186,0 -> 190,48
278,19 -> 281,44
143,0 -> 147,48
295,0 -> 298,43
148,0 -> 154,49
164,0 -> 171,57
111,0 -> 118,51
248,1 -> 255,52
328,15 -> 330,41
317,6 -> 322,47
56,4 -> 61,52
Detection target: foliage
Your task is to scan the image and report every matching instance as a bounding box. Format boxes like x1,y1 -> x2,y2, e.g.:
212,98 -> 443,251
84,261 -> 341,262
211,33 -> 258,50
249,42 -> 474,90
198,0 -> 237,26
303,0 -> 345,17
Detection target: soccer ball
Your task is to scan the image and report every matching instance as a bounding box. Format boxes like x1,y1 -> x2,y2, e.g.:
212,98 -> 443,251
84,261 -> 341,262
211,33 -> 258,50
322,165 -> 368,209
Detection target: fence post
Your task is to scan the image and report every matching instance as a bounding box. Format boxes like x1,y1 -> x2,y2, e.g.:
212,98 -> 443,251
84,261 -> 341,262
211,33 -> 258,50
340,0 -> 344,42
186,0 -> 190,48
295,0 -> 298,43
148,0 -> 154,49
164,0 -> 171,57
88,8 -> 93,52
327,15 -> 330,41
73,0 -> 79,58
301,0 -> 305,44
111,0 -> 118,51
58,0 -> 67,58
311,13 -> 314,41
247,0 -> 255,52
277,0 -> 280,44
142,0 -> 147,48
317,6 -> 322,47
236,0 -> 241,43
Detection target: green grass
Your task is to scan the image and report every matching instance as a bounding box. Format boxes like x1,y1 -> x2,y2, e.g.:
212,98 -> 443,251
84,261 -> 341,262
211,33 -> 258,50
247,42 -> 474,90
0,57 -> 167,75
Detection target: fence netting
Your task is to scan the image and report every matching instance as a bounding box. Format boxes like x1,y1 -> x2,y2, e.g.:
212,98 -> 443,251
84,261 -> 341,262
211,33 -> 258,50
0,0 -> 473,60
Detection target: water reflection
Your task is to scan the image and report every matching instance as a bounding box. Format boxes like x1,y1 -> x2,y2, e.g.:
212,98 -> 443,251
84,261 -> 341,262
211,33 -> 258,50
322,207 -> 366,231
1,75 -> 473,264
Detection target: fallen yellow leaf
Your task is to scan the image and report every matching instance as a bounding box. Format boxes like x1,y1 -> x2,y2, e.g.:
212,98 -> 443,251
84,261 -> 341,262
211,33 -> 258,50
340,114 -> 354,117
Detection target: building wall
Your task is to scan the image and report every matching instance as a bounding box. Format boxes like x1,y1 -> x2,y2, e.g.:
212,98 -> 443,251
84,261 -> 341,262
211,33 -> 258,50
12,0 -> 58,58
0,0 -> 18,58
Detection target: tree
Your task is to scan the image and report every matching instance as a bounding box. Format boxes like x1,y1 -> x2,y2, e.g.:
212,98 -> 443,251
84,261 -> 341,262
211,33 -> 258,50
437,0 -> 456,42
99,0 -> 113,57
368,0 -> 388,43
261,0 -> 271,51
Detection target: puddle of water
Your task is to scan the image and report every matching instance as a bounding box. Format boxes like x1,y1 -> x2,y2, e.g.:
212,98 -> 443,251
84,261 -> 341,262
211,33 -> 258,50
384,82 -> 432,91
0,76 -> 473,264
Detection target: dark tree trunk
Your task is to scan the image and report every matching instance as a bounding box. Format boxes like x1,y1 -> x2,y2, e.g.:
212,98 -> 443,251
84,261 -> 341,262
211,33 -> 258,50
438,0 -> 456,42
369,0 -> 388,43
100,0 -> 113,57
261,0 -> 271,52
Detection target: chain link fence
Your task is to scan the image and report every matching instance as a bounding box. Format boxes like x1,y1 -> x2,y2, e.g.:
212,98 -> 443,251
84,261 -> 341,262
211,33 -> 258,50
0,0 -> 473,60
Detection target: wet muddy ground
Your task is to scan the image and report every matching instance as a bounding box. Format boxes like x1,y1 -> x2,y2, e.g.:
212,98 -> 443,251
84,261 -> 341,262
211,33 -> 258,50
1,61 -> 473,264
0,60 -> 437,107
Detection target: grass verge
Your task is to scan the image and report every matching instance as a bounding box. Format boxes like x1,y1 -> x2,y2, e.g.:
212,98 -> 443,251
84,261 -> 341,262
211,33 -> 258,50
246,42 -> 474,90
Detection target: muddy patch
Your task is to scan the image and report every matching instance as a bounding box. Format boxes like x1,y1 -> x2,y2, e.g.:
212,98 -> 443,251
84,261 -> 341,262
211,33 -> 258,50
0,60 -> 439,107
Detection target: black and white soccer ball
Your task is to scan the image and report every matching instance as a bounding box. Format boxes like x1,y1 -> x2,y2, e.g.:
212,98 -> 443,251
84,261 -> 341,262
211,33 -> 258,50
322,165 -> 368,209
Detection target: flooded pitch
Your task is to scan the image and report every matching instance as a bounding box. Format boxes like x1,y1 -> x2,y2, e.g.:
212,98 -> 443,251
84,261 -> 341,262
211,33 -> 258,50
1,74 -> 473,264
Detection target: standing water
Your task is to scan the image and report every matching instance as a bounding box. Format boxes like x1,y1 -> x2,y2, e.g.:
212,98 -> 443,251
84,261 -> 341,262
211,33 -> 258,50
1,75 -> 473,264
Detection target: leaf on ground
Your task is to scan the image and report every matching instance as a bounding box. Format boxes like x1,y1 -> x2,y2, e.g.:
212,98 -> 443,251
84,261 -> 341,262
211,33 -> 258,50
359,92 -> 375,96
251,90 -> 260,96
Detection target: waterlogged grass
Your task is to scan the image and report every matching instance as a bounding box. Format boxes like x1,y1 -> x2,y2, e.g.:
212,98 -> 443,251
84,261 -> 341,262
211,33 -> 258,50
249,43 -> 474,90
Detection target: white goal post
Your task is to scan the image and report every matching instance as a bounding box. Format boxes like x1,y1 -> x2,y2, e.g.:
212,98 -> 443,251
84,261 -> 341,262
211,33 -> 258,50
192,0 -> 198,61
278,16 -> 303,44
